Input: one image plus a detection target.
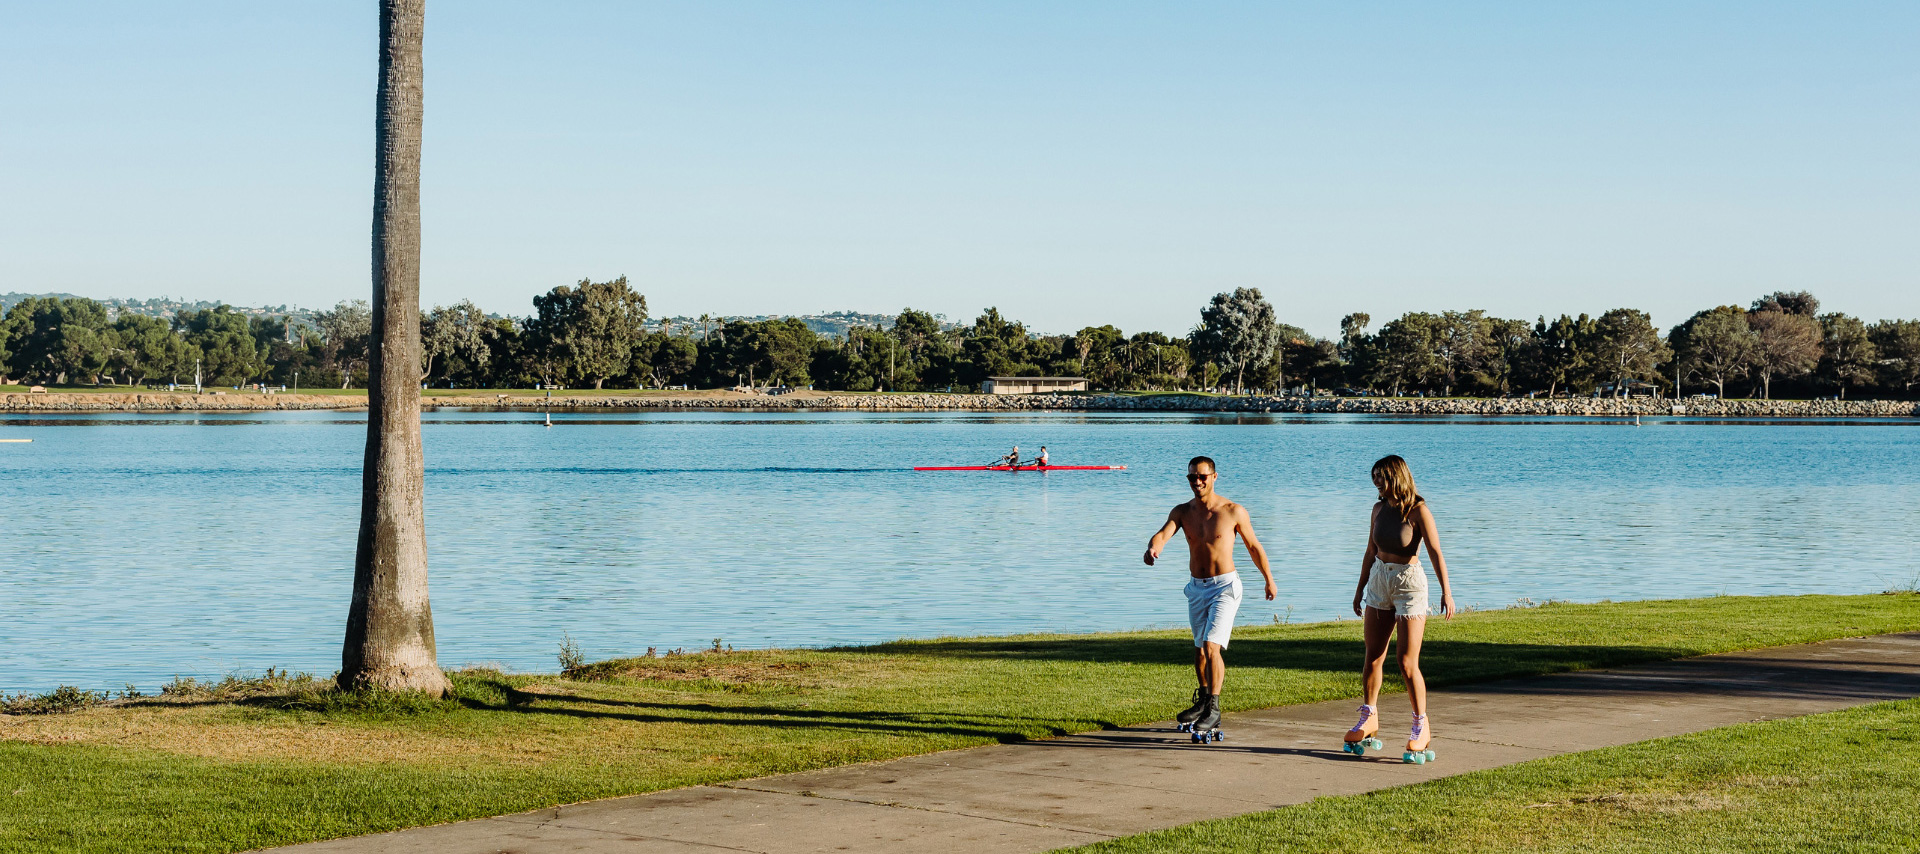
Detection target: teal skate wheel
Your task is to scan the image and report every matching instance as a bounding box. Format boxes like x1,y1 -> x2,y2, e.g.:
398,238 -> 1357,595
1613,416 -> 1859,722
1423,750 -> 1435,762
1365,737 -> 1383,751
1403,751 -> 1426,764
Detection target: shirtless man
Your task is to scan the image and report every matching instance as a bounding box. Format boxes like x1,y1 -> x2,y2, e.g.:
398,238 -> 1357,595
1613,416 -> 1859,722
1144,456 -> 1277,740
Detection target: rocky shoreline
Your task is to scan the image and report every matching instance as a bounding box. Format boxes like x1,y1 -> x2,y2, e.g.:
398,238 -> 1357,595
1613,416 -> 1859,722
4,391 -> 1914,417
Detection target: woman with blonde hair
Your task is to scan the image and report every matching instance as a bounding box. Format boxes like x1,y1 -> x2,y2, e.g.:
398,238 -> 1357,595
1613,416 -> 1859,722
1343,454 -> 1455,764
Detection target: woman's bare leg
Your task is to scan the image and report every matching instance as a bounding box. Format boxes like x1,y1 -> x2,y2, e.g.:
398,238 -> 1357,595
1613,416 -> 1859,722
1395,616 -> 1428,716
1361,607 -> 1395,706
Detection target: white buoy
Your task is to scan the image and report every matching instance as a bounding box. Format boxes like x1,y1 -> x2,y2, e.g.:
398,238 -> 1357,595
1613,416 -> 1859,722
544,412 -> 552,428
0,438 -> 31,443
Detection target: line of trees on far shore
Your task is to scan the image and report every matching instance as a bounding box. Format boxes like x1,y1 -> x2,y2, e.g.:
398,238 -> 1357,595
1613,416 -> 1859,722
1,282 -> 1915,400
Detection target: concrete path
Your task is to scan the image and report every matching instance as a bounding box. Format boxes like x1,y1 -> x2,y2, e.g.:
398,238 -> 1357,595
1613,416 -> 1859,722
271,632 -> 1920,854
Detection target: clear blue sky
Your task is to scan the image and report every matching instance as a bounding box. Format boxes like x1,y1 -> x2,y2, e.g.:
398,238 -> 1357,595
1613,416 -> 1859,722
3,1 -> 1915,337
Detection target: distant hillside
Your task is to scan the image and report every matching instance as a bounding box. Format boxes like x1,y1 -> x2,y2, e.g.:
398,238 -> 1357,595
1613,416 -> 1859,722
647,310 -> 954,338
0,293 -> 315,324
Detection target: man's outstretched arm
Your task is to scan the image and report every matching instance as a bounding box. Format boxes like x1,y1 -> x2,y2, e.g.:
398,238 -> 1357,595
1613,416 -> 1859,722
1236,505 -> 1278,600
1144,507 -> 1182,565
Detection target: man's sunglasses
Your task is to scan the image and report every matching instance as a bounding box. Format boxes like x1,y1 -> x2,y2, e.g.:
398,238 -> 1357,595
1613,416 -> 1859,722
1186,473 -> 1214,481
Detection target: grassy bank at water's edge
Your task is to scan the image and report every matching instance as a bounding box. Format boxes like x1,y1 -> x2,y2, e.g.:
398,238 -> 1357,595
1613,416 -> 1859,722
2,594 -> 1916,854
1060,698 -> 1920,854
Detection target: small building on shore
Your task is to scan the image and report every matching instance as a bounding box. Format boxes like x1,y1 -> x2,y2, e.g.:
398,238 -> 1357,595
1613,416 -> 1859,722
984,376 -> 1089,395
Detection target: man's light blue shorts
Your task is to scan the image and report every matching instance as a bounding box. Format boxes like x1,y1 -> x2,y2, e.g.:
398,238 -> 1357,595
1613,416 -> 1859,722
1185,572 -> 1242,648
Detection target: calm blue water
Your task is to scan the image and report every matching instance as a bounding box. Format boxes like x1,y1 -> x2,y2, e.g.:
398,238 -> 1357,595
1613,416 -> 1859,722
2,410 -> 1917,694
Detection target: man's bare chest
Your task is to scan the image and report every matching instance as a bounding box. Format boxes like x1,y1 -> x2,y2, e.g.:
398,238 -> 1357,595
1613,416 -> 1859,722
1180,509 -> 1235,544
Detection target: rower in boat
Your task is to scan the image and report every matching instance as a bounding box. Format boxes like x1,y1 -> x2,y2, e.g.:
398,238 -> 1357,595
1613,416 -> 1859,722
915,445 -> 1125,472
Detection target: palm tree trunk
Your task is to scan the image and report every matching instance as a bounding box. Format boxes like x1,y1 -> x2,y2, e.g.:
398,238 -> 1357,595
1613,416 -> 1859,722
342,0 -> 449,696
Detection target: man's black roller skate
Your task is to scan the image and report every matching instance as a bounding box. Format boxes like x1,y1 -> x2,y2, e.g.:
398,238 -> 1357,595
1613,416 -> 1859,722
1174,688 -> 1208,733
1189,694 -> 1224,743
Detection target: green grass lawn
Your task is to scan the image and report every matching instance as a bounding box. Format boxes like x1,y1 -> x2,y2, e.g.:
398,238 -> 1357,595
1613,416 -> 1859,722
0,384 -> 363,396
423,387 -> 706,397
1,594 -> 1915,854
0,384 -> 172,394
0,386 -> 752,399
0,385 -> 649,397
1061,697 -> 1920,854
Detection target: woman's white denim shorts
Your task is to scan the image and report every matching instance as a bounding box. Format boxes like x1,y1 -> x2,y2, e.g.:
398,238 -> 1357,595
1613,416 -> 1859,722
1362,558 -> 1430,618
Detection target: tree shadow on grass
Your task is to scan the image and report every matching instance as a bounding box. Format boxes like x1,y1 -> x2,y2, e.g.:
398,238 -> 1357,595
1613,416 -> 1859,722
857,635 -> 1920,702
843,636 -> 1706,691
1449,654 -> 1920,704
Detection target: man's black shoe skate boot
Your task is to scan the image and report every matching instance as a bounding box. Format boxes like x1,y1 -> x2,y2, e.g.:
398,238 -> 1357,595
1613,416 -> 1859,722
1189,694 -> 1224,742
1175,688 -> 1208,730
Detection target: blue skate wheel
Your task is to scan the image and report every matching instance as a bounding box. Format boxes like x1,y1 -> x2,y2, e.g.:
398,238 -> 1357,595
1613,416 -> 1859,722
1213,731 -> 1224,742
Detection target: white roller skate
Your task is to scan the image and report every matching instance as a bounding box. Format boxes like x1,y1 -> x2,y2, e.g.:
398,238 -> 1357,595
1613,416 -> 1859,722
1342,704 -> 1383,756
1403,714 -> 1435,764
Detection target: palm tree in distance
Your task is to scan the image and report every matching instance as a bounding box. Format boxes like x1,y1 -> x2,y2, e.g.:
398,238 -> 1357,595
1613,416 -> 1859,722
341,0 -> 450,696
